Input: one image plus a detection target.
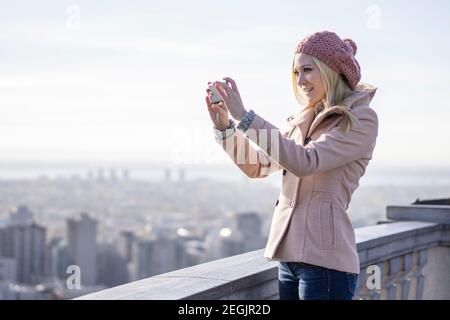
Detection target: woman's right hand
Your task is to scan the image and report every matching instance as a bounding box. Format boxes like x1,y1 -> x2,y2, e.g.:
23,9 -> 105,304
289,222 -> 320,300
205,83 -> 230,130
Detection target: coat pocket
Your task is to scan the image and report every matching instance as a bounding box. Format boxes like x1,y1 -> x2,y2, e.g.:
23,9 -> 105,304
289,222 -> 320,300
320,201 -> 336,250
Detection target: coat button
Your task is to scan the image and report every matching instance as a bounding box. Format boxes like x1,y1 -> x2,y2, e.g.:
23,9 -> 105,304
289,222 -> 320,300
304,136 -> 311,146
275,199 -> 279,207
290,200 -> 295,208
283,169 -> 287,176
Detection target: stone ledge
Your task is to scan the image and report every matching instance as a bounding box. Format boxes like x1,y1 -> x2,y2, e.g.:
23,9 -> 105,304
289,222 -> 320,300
387,204 -> 450,224
356,221 -> 441,250
76,249 -> 278,300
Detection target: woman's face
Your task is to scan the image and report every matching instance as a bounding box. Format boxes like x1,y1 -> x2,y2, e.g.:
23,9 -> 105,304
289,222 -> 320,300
293,53 -> 326,108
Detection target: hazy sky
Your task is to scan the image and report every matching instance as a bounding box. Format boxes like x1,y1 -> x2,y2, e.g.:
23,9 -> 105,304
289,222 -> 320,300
1,0 -> 449,170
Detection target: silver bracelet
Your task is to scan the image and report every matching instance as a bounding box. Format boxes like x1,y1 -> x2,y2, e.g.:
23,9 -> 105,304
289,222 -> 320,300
213,119 -> 236,140
236,109 -> 255,133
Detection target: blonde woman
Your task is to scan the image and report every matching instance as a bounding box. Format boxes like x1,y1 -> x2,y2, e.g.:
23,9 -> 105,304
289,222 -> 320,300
204,31 -> 378,300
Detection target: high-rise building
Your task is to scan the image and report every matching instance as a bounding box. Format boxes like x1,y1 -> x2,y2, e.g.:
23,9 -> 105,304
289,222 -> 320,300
0,206 -> 46,284
233,212 -> 266,252
8,205 -> 33,225
0,257 -> 17,282
117,231 -> 135,263
97,242 -> 128,287
129,233 -> 179,281
204,212 -> 266,260
66,212 -> 98,287
47,237 -> 70,279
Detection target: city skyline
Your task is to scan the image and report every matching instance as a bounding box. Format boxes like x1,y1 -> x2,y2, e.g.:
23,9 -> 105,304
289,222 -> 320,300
0,186 -> 270,299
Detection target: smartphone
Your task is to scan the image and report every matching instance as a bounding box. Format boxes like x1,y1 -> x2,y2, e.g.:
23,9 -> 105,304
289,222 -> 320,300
208,80 -> 228,104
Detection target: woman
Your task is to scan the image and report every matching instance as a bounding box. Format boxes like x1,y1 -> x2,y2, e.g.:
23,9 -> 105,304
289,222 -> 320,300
204,31 -> 378,300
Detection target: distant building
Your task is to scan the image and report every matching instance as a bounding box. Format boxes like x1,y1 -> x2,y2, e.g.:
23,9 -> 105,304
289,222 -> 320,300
47,237 -> 70,279
0,206 -> 46,284
233,212 -> 266,252
97,242 -> 128,287
0,258 -> 16,282
8,205 -> 33,225
129,238 -> 150,280
204,212 -> 266,260
129,231 -> 179,281
178,240 -> 204,268
117,231 -> 135,263
175,228 -> 205,268
66,212 -> 98,287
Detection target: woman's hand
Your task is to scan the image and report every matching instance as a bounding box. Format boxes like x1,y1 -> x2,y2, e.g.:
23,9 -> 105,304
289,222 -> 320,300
213,77 -> 247,122
205,82 -> 230,130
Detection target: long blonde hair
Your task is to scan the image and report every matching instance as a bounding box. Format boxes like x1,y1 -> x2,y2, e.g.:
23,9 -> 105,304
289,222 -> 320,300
292,54 -> 359,133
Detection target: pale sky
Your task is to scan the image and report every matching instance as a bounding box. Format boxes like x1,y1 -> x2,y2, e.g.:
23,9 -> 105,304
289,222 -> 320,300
1,0 -> 449,170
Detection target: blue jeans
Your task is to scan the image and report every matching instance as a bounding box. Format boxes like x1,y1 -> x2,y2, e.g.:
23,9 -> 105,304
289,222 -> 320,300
278,261 -> 358,300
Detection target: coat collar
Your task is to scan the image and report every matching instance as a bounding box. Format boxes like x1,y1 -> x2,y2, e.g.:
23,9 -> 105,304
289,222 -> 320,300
286,83 -> 377,140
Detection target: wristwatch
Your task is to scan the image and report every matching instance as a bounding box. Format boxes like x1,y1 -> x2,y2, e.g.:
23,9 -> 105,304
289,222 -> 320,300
236,109 -> 256,133
213,119 -> 236,140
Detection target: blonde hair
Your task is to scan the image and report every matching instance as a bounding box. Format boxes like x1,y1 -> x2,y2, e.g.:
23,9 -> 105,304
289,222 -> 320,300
292,54 -> 359,133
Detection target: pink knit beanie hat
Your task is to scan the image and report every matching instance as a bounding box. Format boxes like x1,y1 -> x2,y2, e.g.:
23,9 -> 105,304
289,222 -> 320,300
295,31 -> 361,90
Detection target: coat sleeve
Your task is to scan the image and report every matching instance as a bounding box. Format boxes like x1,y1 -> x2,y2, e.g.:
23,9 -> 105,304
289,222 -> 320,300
214,125 -> 291,179
243,106 -> 379,177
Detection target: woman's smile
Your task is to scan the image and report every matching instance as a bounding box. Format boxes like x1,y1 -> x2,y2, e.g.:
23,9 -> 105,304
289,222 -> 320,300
303,88 -> 313,95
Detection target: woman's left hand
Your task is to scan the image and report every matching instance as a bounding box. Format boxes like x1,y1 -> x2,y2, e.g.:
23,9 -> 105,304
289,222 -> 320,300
213,77 -> 248,121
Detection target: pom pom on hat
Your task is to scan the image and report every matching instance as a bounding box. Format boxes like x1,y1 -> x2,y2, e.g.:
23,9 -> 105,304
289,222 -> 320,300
342,38 -> 357,56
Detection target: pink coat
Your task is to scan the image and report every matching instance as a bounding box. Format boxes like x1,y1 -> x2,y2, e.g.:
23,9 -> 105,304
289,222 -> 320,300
215,83 -> 378,274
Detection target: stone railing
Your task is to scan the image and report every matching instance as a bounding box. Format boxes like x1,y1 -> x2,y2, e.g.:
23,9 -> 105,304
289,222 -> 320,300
77,204 -> 450,300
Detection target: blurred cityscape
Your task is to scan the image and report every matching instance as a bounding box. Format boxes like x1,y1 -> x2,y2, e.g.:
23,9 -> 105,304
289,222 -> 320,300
0,167 -> 275,299
0,166 -> 449,299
